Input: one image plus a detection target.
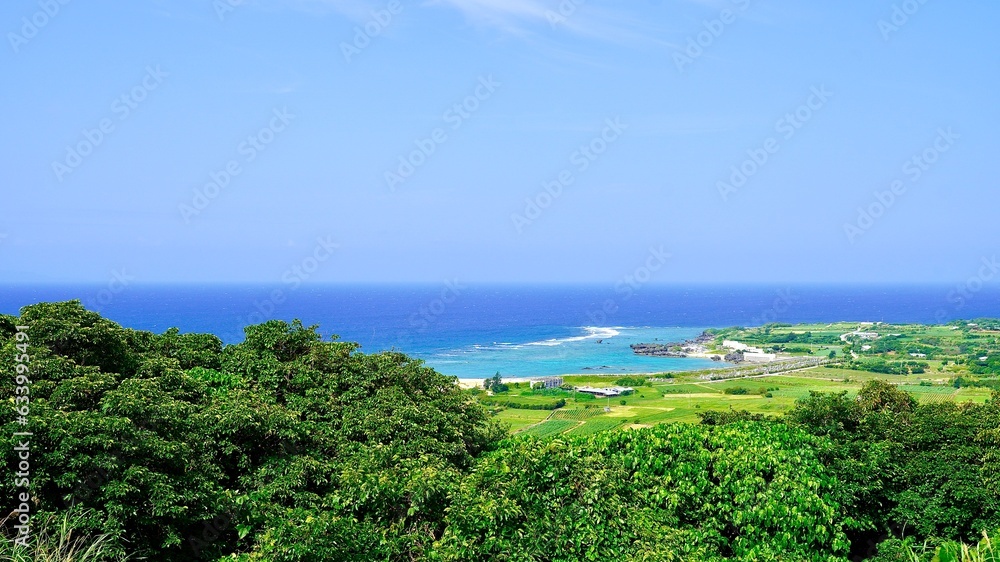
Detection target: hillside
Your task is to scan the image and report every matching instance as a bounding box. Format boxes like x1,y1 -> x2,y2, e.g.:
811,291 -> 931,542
2,302 -> 999,561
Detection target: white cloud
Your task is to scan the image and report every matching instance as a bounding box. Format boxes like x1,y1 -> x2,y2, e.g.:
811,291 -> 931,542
428,0 -> 552,34
425,0 -> 682,49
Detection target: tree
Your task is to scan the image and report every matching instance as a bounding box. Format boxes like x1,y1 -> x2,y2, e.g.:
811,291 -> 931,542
1,302 -> 504,561
787,390 -> 859,438
483,371 -> 508,393
437,422 -> 852,561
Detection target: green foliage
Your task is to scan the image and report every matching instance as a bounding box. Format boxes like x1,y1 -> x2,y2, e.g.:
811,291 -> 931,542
187,366 -> 245,395
787,390 -> 859,438
1,302 -> 503,561
786,381 -> 1000,556
5,306 -> 1000,561
744,330 -> 843,345
916,531 -> 999,562
844,359 -> 930,375
483,371 -> 509,393
156,327 -> 223,370
0,509 -> 128,562
967,352 -> 1000,375
437,422 -> 852,561
481,398 -> 566,410
16,300 -> 138,376
564,417 -> 625,436
697,409 -> 772,425
614,375 -> 651,387
520,419 -> 578,438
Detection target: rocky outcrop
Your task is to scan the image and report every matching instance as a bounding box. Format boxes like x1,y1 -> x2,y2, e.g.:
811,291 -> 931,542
631,331 -> 717,358
630,343 -> 688,357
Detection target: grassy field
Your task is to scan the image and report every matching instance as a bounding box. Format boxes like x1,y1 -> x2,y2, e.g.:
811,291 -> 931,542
486,320 -> 1000,436
490,366 -> 996,434
493,408 -> 551,431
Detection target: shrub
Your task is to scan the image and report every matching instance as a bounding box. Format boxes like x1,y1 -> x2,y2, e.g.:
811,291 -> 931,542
615,376 -> 650,387
0,509 -> 128,562
482,398 -> 565,410
909,531 -> 998,562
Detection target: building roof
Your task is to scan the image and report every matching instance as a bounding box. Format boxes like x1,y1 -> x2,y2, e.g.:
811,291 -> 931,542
575,386 -> 634,397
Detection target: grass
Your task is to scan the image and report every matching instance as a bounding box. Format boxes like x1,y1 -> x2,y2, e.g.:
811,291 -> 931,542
0,510 -> 127,562
491,366 -> 996,435
551,407 -> 607,421
493,408 -> 551,431
521,419 -> 579,438
482,320 -> 1000,435
908,531 -> 999,561
565,417 -> 625,436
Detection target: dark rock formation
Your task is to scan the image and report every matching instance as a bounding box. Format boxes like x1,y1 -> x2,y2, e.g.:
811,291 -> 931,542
630,343 -> 688,358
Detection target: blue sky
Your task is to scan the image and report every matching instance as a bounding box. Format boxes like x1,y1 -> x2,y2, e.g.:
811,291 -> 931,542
2,0 -> 997,284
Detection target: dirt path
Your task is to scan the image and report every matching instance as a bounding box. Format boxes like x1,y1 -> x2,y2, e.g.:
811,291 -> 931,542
517,409 -> 557,433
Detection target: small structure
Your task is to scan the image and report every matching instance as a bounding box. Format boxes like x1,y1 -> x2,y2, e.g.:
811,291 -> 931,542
742,352 -> 777,363
855,332 -> 879,340
531,376 -> 564,389
575,385 -> 634,398
722,340 -> 763,353
909,353 -> 927,358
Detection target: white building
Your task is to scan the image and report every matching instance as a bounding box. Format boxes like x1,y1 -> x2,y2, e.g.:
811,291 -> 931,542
530,377 -> 564,389
723,340 -> 763,353
743,352 -> 777,363
575,386 -> 634,398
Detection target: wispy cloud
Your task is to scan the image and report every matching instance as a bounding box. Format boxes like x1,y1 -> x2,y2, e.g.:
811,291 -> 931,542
428,0 -> 552,35
256,0 -> 387,21
427,0 -> 680,47
258,0 -> 711,51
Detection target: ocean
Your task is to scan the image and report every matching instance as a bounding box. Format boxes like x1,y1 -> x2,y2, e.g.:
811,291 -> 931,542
2,284 -> 997,379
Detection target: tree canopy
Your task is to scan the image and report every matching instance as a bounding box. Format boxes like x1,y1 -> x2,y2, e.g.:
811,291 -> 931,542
2,301 -> 999,561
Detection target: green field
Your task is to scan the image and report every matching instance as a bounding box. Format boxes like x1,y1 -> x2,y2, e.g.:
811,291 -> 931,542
493,368 -> 995,434
493,407 -> 551,431
486,320 -> 1000,436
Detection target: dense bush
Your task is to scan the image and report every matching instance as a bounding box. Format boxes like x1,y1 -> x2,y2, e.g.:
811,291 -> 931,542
3,303 -> 999,561
1,302 -> 503,561
481,398 -> 566,410
843,359 -> 929,375
787,380 -> 1000,558
614,375 -> 651,386
438,422 -> 852,561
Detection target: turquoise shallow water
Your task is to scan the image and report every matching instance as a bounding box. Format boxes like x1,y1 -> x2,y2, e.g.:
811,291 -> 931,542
424,326 -> 718,379
3,284 -> 998,379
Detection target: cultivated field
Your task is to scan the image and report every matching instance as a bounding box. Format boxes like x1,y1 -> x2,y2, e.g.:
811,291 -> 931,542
487,320 -> 1000,434
493,368 -> 995,432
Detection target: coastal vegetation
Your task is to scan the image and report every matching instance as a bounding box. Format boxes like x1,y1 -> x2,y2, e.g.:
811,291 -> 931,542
2,302 -> 1000,560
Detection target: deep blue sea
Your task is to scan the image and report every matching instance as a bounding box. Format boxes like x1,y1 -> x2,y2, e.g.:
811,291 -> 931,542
2,284 -> 997,379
